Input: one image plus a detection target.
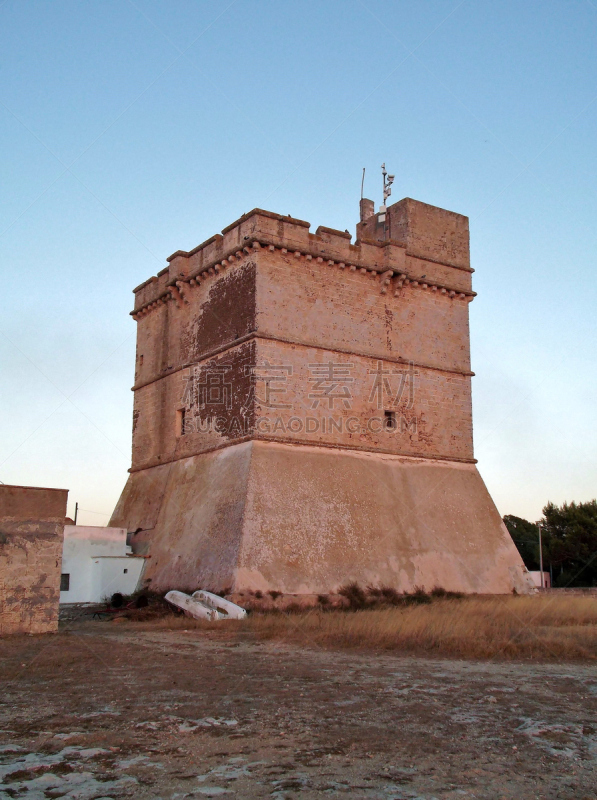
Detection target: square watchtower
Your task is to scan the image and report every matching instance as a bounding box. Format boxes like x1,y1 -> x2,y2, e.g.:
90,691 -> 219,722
110,197 -> 532,595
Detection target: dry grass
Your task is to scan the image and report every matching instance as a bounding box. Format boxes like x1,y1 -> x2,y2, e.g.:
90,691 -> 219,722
245,596 -> 597,660
122,594 -> 597,660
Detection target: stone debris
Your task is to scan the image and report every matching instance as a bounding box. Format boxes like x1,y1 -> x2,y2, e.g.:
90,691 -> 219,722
196,758 -> 264,783
516,718 -> 590,759
172,789 -> 233,798
179,718 -> 239,733
76,747 -> 111,758
270,770 -> 311,791
0,484 -> 67,635
116,754 -> 150,768
135,720 -> 160,730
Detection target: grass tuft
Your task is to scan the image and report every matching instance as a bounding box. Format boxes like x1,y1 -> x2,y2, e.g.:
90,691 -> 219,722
339,582 -> 368,610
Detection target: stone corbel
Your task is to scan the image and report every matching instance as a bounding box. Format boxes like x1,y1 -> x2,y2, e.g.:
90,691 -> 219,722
170,285 -> 185,308
380,270 -> 394,295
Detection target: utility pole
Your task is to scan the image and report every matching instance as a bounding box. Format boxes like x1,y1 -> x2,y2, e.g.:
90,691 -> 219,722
538,523 -> 544,588
74,502 -> 78,525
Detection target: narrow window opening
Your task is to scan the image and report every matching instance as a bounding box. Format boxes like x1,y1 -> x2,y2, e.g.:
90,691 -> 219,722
139,354 -> 144,366
176,408 -> 186,437
384,410 -> 397,430
123,568 -> 128,574
60,574 -> 70,591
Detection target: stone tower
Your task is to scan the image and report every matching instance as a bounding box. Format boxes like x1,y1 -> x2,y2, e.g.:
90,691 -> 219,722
110,197 -> 533,595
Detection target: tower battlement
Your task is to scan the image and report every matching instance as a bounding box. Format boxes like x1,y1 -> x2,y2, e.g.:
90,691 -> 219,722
132,200 -> 474,318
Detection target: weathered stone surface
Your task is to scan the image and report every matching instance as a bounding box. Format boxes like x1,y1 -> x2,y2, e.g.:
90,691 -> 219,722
0,484 -> 68,634
112,443 -> 252,589
114,441 -> 529,594
112,197 -> 533,595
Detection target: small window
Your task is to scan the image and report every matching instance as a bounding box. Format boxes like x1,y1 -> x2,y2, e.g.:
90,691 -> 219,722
60,574 -> 70,591
384,410 -> 397,430
123,568 -> 128,574
176,408 -> 186,437
139,355 -> 144,366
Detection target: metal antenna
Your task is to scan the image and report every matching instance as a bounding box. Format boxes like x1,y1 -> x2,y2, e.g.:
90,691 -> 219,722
361,167 -> 366,200
381,163 -> 395,208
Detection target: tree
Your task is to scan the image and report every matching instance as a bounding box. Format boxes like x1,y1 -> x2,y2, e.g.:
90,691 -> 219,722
504,500 -> 597,587
542,500 -> 597,587
503,515 -> 541,570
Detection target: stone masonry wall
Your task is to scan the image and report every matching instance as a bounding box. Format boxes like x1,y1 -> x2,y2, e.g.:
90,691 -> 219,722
128,205 -> 474,471
130,335 -> 473,471
0,485 -> 68,635
252,338 -> 473,461
356,197 -> 471,270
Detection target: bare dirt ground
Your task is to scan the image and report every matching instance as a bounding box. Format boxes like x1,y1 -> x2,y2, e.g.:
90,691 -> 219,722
1,619 -> 596,800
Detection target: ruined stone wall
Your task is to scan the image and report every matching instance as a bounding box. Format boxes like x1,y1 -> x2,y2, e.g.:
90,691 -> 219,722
0,485 -> 68,635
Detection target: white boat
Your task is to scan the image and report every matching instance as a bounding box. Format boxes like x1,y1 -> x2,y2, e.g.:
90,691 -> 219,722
165,590 -> 219,621
192,590 -> 247,620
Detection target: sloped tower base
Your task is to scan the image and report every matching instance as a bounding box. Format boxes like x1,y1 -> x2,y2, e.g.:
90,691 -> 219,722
110,441 -> 533,595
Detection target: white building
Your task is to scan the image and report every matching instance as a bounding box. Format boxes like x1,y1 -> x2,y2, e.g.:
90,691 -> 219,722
528,571 -> 551,589
60,525 -> 146,604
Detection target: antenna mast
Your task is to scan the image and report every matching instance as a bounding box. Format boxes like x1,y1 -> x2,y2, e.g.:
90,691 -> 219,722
378,163 -> 395,234
381,163 -> 394,209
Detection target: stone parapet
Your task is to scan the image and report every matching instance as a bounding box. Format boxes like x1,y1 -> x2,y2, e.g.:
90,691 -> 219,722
131,201 -> 475,317
357,197 -> 471,270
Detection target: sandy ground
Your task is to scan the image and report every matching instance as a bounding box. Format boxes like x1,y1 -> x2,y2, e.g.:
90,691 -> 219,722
1,620 -> 596,800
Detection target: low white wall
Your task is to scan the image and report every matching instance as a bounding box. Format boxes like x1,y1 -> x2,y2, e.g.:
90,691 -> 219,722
95,556 -> 145,602
60,525 -> 145,603
528,571 -> 551,589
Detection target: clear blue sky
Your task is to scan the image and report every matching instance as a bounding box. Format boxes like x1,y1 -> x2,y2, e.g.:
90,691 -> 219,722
1,0 -> 596,525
